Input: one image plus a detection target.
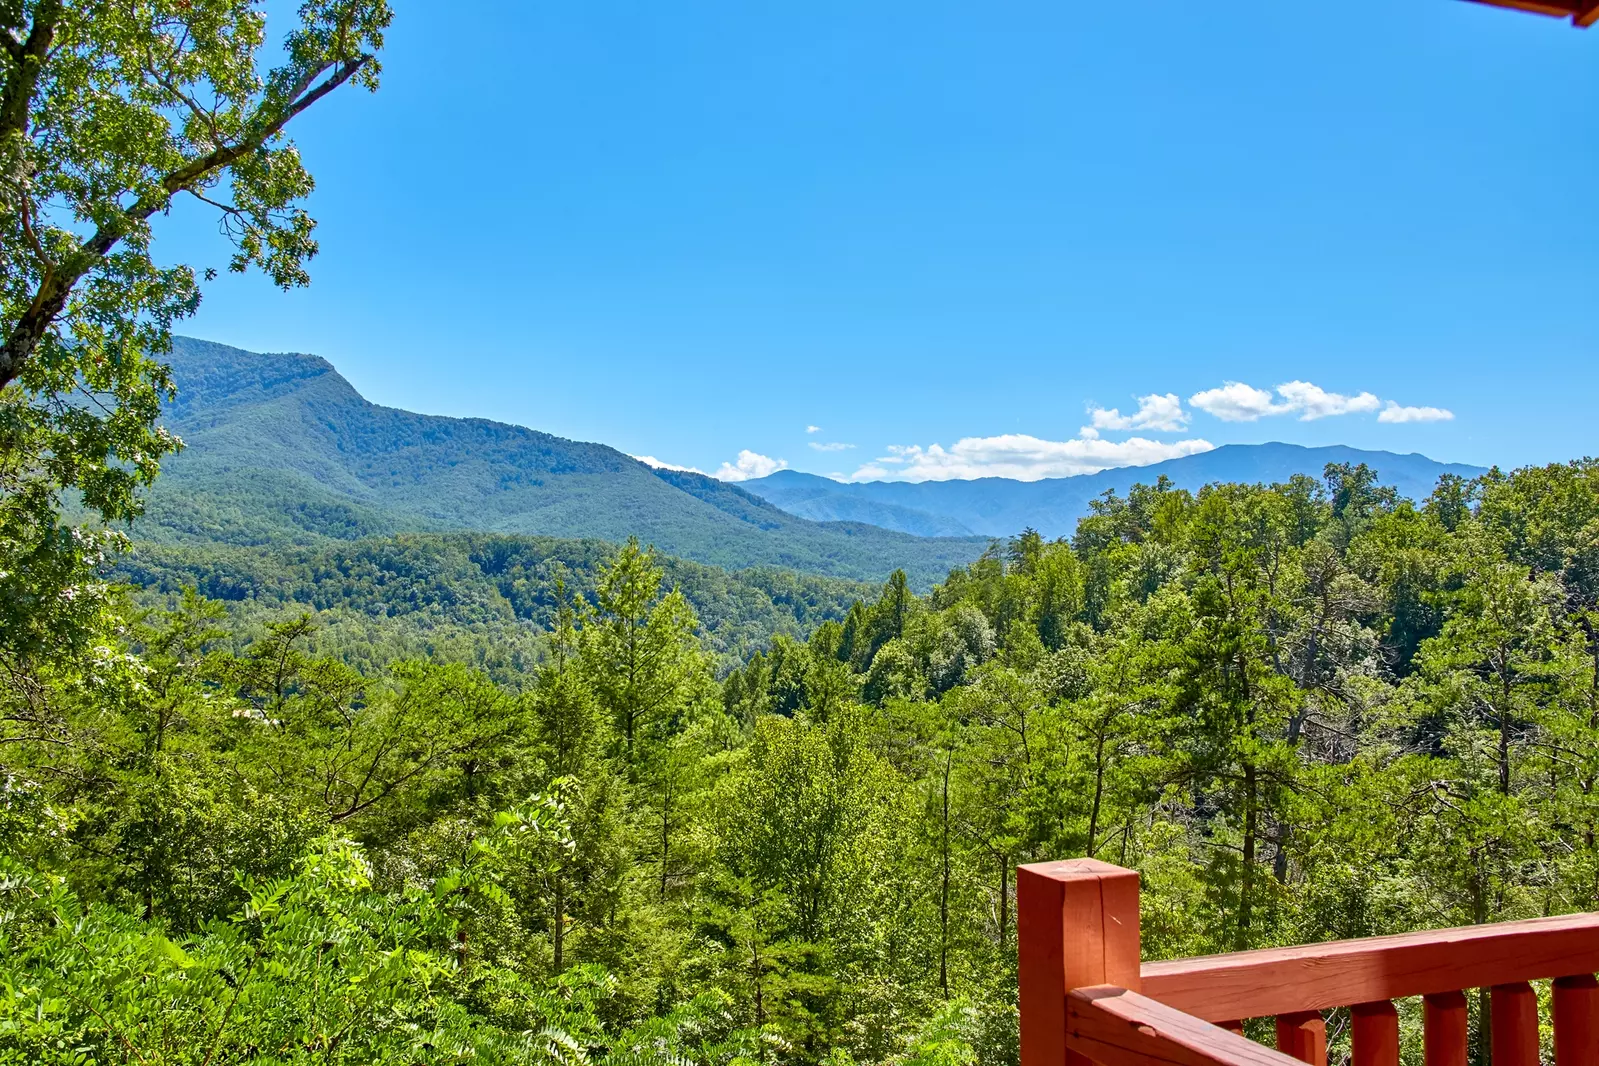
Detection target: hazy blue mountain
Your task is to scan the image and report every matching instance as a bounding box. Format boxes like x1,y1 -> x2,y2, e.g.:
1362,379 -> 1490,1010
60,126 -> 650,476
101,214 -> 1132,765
138,338 -> 988,587
744,444 -> 1488,539
744,475 -> 975,537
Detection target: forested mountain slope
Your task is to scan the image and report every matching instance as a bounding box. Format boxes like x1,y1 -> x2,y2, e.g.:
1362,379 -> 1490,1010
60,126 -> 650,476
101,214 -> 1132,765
745,443 -> 1486,538
116,532 -> 871,677
139,337 -> 988,586
17,456 -> 1599,1066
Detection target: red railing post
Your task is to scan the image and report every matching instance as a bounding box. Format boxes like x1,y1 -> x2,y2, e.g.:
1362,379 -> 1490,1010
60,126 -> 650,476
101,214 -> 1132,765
1489,982 -> 1539,1066
1351,1000 -> 1399,1066
1275,1011 -> 1327,1066
1421,991 -> 1468,1066
1552,974 -> 1599,1065
1017,860 -> 1140,1066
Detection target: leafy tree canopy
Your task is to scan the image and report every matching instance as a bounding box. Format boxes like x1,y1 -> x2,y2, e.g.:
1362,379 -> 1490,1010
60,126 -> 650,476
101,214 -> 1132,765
0,0 -> 389,668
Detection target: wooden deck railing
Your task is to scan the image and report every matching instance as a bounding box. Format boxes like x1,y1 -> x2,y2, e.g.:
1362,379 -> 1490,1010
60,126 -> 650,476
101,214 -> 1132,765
1018,858 -> 1599,1066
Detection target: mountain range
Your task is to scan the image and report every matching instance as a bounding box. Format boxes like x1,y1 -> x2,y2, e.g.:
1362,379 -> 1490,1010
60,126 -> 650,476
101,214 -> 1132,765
741,444 -> 1488,539
141,338 -> 989,587
141,337 -> 1488,585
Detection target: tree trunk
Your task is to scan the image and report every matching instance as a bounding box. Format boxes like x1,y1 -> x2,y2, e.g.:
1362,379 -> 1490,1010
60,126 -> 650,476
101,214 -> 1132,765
553,873 -> 566,972
940,749 -> 952,999
1499,680 -> 1512,797
1239,761 -> 1257,951
1587,622 -> 1598,853
659,768 -> 674,902
1238,649 -> 1259,950
751,926 -> 766,1062
1088,729 -> 1106,855
998,853 -> 1010,948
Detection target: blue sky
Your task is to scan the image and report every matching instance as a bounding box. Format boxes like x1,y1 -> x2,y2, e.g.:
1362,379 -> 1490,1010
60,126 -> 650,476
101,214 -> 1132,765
163,0 -> 1598,482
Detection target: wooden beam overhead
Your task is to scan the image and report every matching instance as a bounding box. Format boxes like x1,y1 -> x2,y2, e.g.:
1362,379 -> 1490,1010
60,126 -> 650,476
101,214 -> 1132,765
1463,0 -> 1598,26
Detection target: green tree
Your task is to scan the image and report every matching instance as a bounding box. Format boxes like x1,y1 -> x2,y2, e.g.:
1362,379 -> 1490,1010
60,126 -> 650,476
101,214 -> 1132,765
713,710 -> 909,1060
1,0 -> 390,679
582,538 -> 711,763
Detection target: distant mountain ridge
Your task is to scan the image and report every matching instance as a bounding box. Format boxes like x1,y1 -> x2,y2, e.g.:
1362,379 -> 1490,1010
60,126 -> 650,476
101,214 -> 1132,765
139,338 -> 989,587
743,444 -> 1488,539
144,339 -> 1488,582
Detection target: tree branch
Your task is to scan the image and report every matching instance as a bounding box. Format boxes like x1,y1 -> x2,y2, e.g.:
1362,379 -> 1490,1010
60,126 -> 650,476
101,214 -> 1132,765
186,188 -> 244,217
0,0 -> 58,141
0,51 -> 372,391
143,58 -> 223,146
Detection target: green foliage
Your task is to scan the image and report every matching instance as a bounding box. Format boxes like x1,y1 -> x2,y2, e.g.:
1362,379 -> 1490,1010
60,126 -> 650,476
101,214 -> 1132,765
0,821 -> 763,1066
10,455 -> 1599,1066
114,531 -> 873,675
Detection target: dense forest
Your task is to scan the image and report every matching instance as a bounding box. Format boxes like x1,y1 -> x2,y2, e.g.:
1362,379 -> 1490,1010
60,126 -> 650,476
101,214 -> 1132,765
113,533 -> 873,677
7,458 -> 1599,1065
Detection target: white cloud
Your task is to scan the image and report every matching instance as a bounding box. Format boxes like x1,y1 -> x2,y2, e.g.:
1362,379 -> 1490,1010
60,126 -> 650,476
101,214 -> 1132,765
1274,380 -> 1381,420
1378,402 -> 1454,424
1087,392 -> 1189,432
632,454 -> 706,474
808,441 -> 856,452
805,425 -> 821,434
1189,380 -> 1389,422
847,434 -> 1214,483
714,449 -> 788,482
1189,382 -> 1298,422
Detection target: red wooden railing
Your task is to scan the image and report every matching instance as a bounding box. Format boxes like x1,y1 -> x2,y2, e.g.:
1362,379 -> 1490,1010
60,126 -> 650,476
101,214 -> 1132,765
1018,859 -> 1599,1066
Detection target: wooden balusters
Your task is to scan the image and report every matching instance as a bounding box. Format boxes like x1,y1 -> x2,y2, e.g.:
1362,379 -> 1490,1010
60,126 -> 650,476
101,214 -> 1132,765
1422,991 -> 1468,1066
1489,982 -> 1539,1066
1553,974 -> 1599,1065
1350,1001 -> 1399,1066
1275,1011 -> 1327,1066
1015,858 -> 1599,1066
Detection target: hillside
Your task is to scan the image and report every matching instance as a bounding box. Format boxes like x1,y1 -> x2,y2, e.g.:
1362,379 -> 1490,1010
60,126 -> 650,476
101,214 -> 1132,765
116,532 -> 874,678
744,443 -> 1488,539
138,338 -> 988,587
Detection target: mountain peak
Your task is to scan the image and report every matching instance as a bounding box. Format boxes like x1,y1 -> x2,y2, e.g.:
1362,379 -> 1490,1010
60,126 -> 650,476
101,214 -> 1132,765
141,337 -> 987,586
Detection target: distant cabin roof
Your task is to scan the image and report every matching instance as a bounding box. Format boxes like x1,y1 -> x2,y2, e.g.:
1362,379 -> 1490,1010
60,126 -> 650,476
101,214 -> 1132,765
1465,0 -> 1599,26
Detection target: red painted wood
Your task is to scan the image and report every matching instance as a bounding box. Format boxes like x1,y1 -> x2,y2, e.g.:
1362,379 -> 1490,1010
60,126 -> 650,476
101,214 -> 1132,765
1490,982 -> 1539,1066
1141,911 -> 1599,1022
1275,1011 -> 1327,1066
1219,1020 -> 1247,1035
1017,864 -> 1066,1066
1351,1001 -> 1399,1066
1017,860 -> 1140,1066
1553,974 -> 1599,1065
1422,991 -> 1468,1066
1465,0 -> 1585,19
1066,986 -> 1304,1066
